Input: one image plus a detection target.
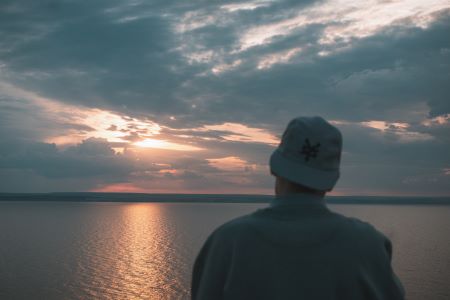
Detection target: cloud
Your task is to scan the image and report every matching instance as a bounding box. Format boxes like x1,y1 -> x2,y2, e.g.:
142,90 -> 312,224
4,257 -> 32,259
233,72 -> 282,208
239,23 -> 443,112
2,1 -> 449,124
236,0 -> 447,51
0,137 -> 133,179
134,139 -> 204,151
0,0 -> 449,195
0,0 -> 190,115
207,156 -> 257,172
196,18 -> 448,134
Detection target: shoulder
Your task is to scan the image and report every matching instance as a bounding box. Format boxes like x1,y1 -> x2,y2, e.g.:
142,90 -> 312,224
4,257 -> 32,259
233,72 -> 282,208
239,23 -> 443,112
332,213 -> 391,254
212,214 -> 255,236
349,216 -> 388,242
330,212 -> 385,237
203,214 -> 258,247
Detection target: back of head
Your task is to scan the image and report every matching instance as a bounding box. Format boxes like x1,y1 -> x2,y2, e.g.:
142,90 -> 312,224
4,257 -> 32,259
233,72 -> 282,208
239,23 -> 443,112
270,116 -> 343,191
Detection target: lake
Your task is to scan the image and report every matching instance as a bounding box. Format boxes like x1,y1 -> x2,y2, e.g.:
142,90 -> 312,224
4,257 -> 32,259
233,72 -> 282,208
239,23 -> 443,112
0,201 -> 449,299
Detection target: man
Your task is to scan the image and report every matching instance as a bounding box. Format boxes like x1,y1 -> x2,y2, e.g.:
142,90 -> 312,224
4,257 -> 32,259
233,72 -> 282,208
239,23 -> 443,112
191,116 -> 405,300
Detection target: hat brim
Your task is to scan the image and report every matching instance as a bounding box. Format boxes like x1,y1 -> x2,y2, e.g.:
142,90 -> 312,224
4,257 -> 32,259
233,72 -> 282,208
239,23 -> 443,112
270,149 -> 339,191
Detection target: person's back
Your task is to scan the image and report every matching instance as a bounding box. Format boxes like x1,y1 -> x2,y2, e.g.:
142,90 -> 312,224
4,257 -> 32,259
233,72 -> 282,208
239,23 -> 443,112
191,116 -> 405,299
192,195 -> 404,299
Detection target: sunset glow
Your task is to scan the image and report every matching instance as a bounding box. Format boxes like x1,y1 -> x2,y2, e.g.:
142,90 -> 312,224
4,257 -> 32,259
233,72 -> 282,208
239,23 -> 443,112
199,123 -> 279,145
207,156 -> 257,172
134,139 -> 203,151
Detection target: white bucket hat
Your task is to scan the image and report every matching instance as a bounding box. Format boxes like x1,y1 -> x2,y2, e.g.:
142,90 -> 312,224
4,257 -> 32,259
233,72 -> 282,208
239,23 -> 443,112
270,116 -> 342,191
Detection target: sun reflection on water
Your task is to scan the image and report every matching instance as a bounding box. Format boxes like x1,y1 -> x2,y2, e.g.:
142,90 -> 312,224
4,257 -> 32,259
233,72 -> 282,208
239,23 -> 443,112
74,203 -> 185,300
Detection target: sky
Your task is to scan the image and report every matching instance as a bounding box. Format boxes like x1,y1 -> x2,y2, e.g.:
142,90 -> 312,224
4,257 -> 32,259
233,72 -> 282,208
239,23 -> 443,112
0,0 -> 449,195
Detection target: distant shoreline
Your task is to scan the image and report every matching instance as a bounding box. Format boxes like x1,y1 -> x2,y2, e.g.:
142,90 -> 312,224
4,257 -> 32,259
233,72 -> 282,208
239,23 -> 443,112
0,193 -> 450,205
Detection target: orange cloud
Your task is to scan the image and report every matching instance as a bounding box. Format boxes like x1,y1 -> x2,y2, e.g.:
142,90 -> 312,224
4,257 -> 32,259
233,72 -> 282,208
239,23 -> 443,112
134,139 -> 203,151
199,122 -> 279,145
207,156 -> 256,172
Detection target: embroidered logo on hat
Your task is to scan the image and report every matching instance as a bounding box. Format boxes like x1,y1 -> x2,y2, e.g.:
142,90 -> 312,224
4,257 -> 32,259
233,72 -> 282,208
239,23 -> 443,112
300,138 -> 320,162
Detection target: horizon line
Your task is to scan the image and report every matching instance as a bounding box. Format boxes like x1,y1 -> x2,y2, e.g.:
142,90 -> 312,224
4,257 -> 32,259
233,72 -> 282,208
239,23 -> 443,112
1,192 -> 450,198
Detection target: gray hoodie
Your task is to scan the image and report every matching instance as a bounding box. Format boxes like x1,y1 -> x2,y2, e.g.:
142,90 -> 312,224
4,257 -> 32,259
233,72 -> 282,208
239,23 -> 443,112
192,194 -> 405,300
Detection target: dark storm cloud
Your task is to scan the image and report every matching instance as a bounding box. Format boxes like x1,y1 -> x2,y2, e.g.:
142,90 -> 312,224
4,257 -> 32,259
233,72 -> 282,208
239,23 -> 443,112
183,15 -> 450,125
0,137 -> 133,179
0,0 -> 190,114
334,120 -> 450,195
2,1 -> 448,124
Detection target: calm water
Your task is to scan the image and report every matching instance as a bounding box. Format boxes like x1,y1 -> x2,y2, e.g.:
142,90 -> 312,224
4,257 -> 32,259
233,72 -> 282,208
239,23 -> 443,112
0,201 -> 449,300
